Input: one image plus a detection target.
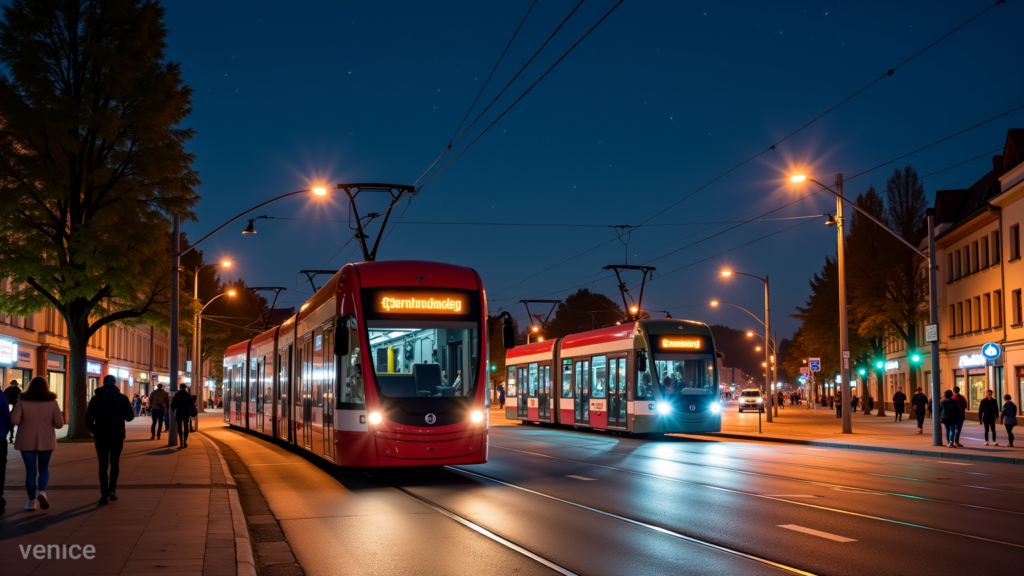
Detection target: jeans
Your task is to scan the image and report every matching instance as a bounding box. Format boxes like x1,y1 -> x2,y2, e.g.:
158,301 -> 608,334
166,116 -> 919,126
21,450 -> 53,500
94,437 -> 124,496
954,420 -> 965,443
0,441 -> 7,510
1006,424 -> 1015,445
177,418 -> 190,446
151,408 -> 166,436
983,419 -> 997,442
915,409 -> 926,429
894,407 -> 904,421
944,423 -> 956,444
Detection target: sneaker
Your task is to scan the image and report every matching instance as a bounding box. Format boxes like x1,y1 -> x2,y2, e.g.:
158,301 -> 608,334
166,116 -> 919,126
985,441 -> 989,446
24,500 -> 36,511
948,442 -> 953,447
108,490 -> 118,501
150,434 -> 155,440
37,492 -> 49,509
98,496 -> 108,505
956,442 -> 964,447
994,442 -> 999,446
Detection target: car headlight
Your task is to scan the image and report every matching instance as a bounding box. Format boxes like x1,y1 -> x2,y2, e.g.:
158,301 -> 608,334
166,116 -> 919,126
368,412 -> 382,424
710,402 -> 721,414
471,410 -> 483,423
657,402 -> 671,415
756,398 -> 763,403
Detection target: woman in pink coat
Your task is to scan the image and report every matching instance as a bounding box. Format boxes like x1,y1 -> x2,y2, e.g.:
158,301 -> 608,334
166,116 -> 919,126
11,377 -> 64,511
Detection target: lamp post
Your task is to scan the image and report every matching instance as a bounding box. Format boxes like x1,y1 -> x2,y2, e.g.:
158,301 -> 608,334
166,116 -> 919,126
170,186 -> 327,447
717,267 -> 775,420
791,174 -> 936,439
191,260 -> 232,420
527,325 -> 540,344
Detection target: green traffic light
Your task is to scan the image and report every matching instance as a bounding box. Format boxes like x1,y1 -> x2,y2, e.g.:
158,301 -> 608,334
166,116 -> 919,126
911,354 -> 921,363
490,364 -> 497,371
875,361 -> 883,369
858,368 -> 866,376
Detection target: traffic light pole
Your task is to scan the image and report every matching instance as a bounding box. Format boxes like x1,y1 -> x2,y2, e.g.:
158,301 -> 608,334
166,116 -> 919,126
927,209 -> 942,446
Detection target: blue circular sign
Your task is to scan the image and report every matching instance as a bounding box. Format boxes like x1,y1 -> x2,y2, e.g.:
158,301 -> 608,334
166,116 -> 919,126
981,342 -> 1000,360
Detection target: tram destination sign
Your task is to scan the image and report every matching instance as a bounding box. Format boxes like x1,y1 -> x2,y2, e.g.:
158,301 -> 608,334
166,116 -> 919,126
654,336 -> 707,352
362,288 -> 479,320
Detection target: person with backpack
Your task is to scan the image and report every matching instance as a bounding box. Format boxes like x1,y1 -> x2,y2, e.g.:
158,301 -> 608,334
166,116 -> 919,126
170,384 -> 197,449
911,388 -> 928,434
892,388 -> 907,422
11,377 -> 63,511
4,380 -> 19,444
148,383 -> 170,440
1002,394 -> 1018,448
85,375 -> 135,503
952,386 -> 968,447
978,389 -> 1001,446
940,390 -> 959,448
0,387 -> 12,515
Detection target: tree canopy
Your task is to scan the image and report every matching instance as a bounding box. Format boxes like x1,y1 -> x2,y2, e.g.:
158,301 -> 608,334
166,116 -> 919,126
543,289 -> 624,339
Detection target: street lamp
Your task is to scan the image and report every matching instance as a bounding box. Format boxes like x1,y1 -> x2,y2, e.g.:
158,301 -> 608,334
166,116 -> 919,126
527,325 -> 540,344
191,259 -> 232,418
717,267 -> 776,421
170,185 -> 328,447
790,173 -> 937,440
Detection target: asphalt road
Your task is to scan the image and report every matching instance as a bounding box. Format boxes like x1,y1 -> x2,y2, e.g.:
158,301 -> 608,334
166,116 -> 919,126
208,406 -> 1024,576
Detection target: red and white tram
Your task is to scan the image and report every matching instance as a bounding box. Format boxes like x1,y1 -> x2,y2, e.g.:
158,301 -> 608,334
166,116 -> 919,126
505,319 -> 722,434
223,260 -> 493,467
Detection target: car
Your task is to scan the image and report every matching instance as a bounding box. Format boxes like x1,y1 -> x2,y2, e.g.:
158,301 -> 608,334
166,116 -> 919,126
738,389 -> 765,413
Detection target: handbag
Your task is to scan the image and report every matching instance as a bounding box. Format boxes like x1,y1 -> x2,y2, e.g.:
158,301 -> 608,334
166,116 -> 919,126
190,403 -> 199,418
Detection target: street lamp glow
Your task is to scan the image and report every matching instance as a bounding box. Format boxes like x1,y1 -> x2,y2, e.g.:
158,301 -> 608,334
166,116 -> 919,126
312,186 -> 328,196
629,305 -> 638,314
755,346 -> 762,352
710,300 -> 719,307
746,331 -> 754,337
227,290 -> 236,296
531,325 -> 539,333
721,270 -> 733,277
790,174 -> 807,183
220,260 -> 232,267
537,336 -> 544,342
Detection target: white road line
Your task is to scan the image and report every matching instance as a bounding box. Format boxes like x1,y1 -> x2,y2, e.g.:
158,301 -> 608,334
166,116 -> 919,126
766,495 -> 820,498
778,524 -> 858,543
566,475 -> 596,481
931,461 -> 974,466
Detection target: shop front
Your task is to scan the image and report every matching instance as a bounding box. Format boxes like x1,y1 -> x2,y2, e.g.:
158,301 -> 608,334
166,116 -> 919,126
86,360 -> 104,399
956,351 -> 999,411
0,338 -> 34,389
46,351 -> 67,413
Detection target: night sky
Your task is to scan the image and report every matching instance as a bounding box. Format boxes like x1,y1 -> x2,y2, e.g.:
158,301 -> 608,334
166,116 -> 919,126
164,0 -> 1024,340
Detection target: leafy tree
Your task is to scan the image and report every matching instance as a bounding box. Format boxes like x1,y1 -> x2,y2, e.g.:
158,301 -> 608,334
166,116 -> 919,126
709,324 -> 768,383
0,0 -> 198,438
544,289 -> 624,339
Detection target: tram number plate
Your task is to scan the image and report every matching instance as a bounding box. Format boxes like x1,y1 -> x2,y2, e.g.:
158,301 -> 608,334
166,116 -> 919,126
528,398 -> 538,408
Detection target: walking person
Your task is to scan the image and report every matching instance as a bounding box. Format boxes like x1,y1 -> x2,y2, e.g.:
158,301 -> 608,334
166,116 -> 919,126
498,384 -> 505,410
835,392 -> 843,419
4,380 -> 19,443
190,393 -> 198,432
979,389 -> 1000,446
0,387 -> 12,515
893,387 -> 907,422
911,387 -> 928,434
1001,394 -> 1017,447
850,393 -> 859,415
952,386 -> 968,447
132,393 -> 142,418
85,375 -> 135,503
11,377 -> 63,511
171,384 -> 197,449
940,390 -> 959,448
148,383 -> 170,440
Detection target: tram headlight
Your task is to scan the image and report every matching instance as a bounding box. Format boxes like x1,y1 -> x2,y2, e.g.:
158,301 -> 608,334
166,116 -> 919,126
471,410 -> 483,423
710,402 -> 721,414
657,402 -> 671,415
368,412 -> 382,425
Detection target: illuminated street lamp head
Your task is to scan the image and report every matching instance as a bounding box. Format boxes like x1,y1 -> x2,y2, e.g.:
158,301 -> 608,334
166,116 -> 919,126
825,214 -> 837,227
220,260 -> 232,268
746,331 -> 754,337
537,336 -> 544,342
721,270 -> 732,277
755,346 -> 762,352
531,325 -> 539,333
312,186 -> 328,196
227,290 -> 236,296
790,175 -> 807,183
629,305 -> 638,314
710,300 -> 719,307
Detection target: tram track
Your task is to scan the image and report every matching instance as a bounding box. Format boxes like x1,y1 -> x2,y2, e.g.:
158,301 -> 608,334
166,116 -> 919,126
490,430 -> 1024,498
480,443 -> 1024,551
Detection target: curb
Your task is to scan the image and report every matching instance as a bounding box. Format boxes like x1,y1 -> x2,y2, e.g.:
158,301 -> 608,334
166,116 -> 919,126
207,436 -> 258,576
688,431 -> 1024,466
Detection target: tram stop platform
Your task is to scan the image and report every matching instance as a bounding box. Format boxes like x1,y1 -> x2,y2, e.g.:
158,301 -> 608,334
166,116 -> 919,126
1,410 -> 255,576
684,401 -> 1024,466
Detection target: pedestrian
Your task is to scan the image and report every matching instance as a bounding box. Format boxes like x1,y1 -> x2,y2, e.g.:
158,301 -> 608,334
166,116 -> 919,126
911,387 -> 928,434
171,384 -> 197,448
148,383 -> 170,440
132,393 -> 142,417
190,394 -> 198,432
979,389 -> 1000,446
940,390 -> 959,448
835,392 -> 843,419
1001,394 -> 1017,448
11,377 -> 63,511
85,375 -> 135,503
140,394 -> 148,416
866,393 -> 874,413
0,385 -> 12,516
498,384 -> 505,409
952,386 -> 968,447
893,387 -> 907,422
4,380 -> 19,444
850,393 -> 859,414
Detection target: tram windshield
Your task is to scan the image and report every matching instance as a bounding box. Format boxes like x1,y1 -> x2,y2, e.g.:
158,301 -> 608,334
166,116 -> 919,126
366,321 -> 479,398
651,354 -> 717,396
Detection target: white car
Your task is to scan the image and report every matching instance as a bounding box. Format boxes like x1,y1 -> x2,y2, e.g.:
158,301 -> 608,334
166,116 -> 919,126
738,389 -> 765,413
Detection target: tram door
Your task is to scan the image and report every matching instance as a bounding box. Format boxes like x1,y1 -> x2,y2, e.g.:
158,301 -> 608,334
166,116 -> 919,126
539,365 -> 551,421
574,359 -> 590,426
301,338 -> 313,450
607,357 -> 627,428
516,366 -> 529,419
253,358 -> 264,432
234,365 -> 243,426
277,346 -> 290,442
322,328 -> 336,460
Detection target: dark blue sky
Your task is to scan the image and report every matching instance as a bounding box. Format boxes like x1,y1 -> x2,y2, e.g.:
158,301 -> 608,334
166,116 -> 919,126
165,0 -> 1024,340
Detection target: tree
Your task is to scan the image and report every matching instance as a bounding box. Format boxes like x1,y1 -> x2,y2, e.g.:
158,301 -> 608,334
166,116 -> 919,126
0,0 -> 198,438
544,289 -> 623,339
709,324 -> 769,383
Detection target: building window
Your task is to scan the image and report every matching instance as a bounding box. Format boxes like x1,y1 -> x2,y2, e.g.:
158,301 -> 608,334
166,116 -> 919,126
973,296 -> 981,331
947,254 -> 954,282
972,241 -> 979,273
994,290 -> 1003,328
981,236 -> 990,268
964,246 -> 971,275
955,251 -> 962,279
957,302 -> 964,335
993,231 -> 1001,262
1014,289 -> 1023,326
965,300 -> 973,333
1012,225 -> 1021,261
948,305 -> 956,336
984,293 -> 991,330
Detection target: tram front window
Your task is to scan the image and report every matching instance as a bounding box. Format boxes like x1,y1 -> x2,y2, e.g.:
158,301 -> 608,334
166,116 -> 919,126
652,354 -> 716,397
367,321 -> 479,398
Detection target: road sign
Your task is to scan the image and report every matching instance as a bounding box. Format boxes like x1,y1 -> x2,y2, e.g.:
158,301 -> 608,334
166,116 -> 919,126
842,350 -> 850,359
925,324 -> 938,343
809,358 -> 821,372
843,358 -> 849,369
982,342 -> 1000,360
800,367 -> 810,377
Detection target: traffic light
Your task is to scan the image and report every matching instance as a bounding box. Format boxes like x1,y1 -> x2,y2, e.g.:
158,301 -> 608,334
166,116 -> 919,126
490,364 -> 497,372
857,367 -> 867,377
875,360 -> 884,370
910,352 -> 922,364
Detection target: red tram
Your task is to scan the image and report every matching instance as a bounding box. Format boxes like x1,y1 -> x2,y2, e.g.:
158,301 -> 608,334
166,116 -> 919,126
223,261 -> 492,467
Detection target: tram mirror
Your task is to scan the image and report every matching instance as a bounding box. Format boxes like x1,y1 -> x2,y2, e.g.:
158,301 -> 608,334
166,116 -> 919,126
502,322 -> 516,350
335,317 -> 350,355
637,351 -> 647,373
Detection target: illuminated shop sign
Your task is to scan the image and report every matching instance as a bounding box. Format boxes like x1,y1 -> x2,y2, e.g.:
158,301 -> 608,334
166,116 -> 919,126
659,337 -> 703,350
884,360 -> 900,371
86,361 -> 102,375
378,295 -> 466,314
958,354 -> 986,368
0,339 -> 17,365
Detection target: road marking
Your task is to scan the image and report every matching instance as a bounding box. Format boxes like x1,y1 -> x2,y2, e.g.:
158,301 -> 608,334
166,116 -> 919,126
766,494 -> 821,498
566,475 -> 596,481
931,461 -> 973,466
778,524 -> 857,543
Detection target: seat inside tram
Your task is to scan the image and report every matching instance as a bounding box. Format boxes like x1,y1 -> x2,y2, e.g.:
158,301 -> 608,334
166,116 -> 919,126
367,323 -> 478,398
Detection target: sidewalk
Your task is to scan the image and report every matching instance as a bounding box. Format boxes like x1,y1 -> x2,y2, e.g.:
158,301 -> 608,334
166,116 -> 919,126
1,410 -> 254,576
686,401 -> 1024,465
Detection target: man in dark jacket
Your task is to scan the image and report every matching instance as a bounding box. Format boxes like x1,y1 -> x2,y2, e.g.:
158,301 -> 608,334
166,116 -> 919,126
4,380 -> 19,443
0,392 -> 12,515
979,389 -> 1000,446
85,375 -> 135,503
170,384 -> 196,449
892,388 -> 907,422
910,388 -> 928,433
148,383 -> 170,440
952,386 -> 968,447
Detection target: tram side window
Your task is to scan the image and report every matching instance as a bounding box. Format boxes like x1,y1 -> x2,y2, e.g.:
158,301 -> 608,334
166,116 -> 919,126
323,329 -> 334,407
337,329 -> 365,407
562,360 -> 572,398
637,359 -> 655,400
528,363 -> 538,398
591,356 -> 607,399
507,366 -> 516,397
